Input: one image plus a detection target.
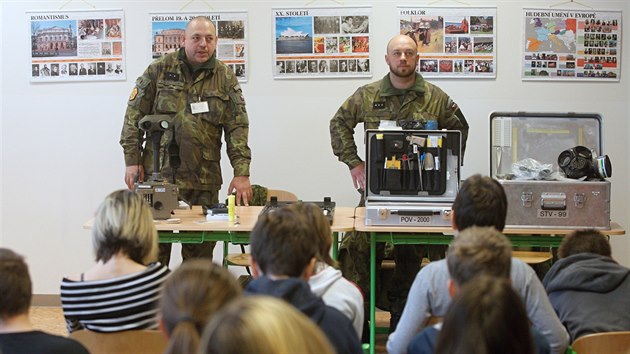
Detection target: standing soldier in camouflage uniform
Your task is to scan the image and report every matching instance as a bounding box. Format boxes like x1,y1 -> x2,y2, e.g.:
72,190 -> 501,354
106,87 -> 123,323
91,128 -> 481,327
120,16 -> 252,267
329,34 -> 468,333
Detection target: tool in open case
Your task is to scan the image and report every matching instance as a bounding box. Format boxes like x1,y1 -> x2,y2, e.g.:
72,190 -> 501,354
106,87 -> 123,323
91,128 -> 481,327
406,135 -> 427,191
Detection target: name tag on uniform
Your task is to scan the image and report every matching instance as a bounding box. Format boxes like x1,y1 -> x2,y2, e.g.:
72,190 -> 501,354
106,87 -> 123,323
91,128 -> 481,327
191,101 -> 209,114
373,102 -> 386,109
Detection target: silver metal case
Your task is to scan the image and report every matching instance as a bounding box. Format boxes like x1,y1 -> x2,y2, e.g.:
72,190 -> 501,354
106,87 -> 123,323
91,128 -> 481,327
364,129 -> 462,226
490,112 -> 611,230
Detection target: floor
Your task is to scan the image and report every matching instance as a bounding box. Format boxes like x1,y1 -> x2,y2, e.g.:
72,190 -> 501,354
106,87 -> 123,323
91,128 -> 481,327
30,307 -> 391,354
30,307 -> 67,336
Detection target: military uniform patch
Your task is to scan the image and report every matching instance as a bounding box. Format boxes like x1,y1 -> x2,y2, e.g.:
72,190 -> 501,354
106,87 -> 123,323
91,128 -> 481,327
447,98 -> 458,111
129,87 -> 138,101
373,102 -> 386,109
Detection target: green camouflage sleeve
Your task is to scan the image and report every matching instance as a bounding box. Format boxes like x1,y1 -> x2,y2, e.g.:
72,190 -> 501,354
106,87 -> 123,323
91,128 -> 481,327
120,67 -> 157,166
439,96 -> 469,162
330,88 -> 365,169
224,76 -> 251,177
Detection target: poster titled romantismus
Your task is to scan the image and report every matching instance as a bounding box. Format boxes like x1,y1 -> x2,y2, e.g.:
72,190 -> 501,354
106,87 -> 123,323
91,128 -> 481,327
272,6 -> 372,79
522,8 -> 621,81
28,9 -> 125,82
398,6 -> 497,79
151,12 -> 248,83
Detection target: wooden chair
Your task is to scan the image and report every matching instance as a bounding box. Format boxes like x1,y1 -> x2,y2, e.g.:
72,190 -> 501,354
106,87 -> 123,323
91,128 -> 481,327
512,250 -> 553,265
70,329 -> 168,354
571,331 -> 630,354
225,189 -> 298,269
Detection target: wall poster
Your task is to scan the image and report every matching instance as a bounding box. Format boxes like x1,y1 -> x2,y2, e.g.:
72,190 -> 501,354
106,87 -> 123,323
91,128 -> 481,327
151,12 -> 249,83
28,9 -> 125,82
522,8 -> 621,81
398,6 -> 497,79
272,6 -> 372,79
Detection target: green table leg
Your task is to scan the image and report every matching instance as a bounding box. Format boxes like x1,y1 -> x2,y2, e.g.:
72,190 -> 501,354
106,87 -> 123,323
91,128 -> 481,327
223,240 -> 230,268
370,231 -> 376,354
332,232 -> 339,260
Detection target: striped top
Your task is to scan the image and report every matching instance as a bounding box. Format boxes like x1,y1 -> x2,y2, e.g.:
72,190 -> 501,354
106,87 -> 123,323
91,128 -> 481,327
60,262 -> 169,333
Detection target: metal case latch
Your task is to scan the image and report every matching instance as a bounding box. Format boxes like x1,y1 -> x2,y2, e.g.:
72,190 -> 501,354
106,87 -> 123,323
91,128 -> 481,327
521,192 -> 533,208
574,193 -> 586,208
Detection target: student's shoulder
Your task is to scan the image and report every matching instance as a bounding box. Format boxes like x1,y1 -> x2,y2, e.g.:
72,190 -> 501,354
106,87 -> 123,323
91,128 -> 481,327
8,332 -> 90,354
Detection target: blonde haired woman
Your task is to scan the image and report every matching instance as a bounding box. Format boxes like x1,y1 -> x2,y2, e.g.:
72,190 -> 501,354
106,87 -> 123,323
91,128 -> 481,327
159,259 -> 241,354
200,296 -> 334,354
60,189 -> 169,333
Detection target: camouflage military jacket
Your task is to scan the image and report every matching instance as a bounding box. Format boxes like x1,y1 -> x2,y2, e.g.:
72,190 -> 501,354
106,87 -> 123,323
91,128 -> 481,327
330,73 -> 468,169
120,50 -> 251,191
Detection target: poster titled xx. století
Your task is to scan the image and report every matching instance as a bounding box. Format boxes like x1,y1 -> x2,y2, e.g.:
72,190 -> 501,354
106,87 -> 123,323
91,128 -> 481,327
272,6 -> 372,79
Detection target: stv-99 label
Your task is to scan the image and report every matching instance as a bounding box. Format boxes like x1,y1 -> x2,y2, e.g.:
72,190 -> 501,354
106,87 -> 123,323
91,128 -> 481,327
537,210 -> 569,218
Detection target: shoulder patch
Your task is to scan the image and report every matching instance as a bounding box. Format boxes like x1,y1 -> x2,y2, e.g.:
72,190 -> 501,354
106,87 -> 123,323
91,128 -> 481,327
135,76 -> 151,89
447,98 -> 458,111
129,87 -> 139,101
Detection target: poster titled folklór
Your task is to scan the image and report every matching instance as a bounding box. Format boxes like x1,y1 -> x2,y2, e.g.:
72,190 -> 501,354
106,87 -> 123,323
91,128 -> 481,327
398,6 -> 497,79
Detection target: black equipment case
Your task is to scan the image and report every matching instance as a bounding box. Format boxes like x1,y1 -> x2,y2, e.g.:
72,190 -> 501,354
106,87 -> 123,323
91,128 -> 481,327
364,129 -> 462,226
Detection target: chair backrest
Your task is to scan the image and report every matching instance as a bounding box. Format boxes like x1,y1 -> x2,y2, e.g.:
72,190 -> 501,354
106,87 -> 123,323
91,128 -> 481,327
267,189 -> 298,202
571,331 -> 630,354
70,329 -> 168,354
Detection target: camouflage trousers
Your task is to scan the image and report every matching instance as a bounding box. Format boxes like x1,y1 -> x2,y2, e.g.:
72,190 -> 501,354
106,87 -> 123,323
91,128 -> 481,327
338,231 -> 447,318
158,189 -> 218,268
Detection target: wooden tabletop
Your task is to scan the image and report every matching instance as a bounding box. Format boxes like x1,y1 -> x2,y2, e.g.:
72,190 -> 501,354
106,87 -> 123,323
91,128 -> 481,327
85,206 -> 357,233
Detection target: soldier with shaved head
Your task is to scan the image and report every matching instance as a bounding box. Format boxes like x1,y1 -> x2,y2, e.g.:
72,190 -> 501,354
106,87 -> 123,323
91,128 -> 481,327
330,34 -> 469,334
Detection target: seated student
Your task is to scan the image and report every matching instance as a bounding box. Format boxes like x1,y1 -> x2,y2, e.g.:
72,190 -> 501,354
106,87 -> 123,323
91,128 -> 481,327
159,259 -> 241,354
407,227 -> 550,354
200,296 -> 334,354
435,276 -> 536,354
60,189 -> 169,333
543,229 -> 630,342
294,203 -> 364,338
387,174 -> 568,354
0,248 -> 89,354
245,205 -> 363,354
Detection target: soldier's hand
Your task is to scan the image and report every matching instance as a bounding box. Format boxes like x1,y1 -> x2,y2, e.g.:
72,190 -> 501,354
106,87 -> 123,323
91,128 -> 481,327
350,162 -> 366,191
229,176 -> 252,206
125,165 -> 144,190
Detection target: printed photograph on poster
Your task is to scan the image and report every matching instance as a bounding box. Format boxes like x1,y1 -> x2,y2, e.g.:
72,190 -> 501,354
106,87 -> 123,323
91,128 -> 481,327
522,8 -> 621,81
28,9 -> 125,82
398,7 -> 496,79
272,6 -> 372,79
150,12 -> 248,83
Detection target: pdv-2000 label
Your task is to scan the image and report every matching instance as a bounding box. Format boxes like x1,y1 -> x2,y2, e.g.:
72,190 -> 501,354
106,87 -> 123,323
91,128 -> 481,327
399,216 -> 432,224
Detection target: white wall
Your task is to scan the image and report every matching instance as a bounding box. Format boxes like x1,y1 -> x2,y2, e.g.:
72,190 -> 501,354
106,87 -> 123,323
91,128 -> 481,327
2,0 -> 629,294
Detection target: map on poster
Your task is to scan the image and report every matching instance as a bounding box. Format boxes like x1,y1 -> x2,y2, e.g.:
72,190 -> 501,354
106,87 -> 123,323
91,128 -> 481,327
522,8 -> 621,81
28,9 -> 125,82
272,6 -> 372,79
398,6 -> 497,79
151,12 -> 248,82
